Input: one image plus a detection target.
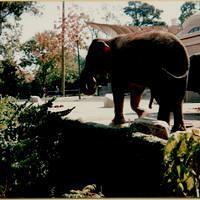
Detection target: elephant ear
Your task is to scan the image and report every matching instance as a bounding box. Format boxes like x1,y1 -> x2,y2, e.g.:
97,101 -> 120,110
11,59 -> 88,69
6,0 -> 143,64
97,41 -> 111,55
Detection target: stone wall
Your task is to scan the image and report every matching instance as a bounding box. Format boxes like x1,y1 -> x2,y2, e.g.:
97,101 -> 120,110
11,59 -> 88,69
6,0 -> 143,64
49,119 -> 170,197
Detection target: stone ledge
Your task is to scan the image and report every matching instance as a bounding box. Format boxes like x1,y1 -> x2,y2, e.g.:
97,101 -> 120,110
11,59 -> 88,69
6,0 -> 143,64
54,119 -> 169,197
130,117 -> 170,140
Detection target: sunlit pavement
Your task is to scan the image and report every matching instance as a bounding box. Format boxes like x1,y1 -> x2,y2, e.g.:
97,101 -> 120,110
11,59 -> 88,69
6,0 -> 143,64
47,95 -> 200,129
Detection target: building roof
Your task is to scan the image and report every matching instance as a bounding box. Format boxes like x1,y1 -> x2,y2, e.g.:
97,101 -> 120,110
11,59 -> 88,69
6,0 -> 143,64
183,12 -> 200,29
86,21 -> 181,38
86,13 -> 200,55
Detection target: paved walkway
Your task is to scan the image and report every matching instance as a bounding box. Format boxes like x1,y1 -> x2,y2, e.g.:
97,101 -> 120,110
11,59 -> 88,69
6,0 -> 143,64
48,95 -> 200,129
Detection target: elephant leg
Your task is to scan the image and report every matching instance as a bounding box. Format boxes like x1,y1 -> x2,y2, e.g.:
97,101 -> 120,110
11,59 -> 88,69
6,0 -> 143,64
130,86 -> 146,118
171,102 -> 186,132
112,89 -> 126,124
157,103 -> 171,125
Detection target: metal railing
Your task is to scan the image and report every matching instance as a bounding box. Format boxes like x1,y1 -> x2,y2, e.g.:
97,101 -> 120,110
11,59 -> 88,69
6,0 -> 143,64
46,89 -> 80,98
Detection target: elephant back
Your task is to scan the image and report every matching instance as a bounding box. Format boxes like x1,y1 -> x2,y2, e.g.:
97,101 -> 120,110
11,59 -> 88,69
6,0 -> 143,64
110,31 -> 189,86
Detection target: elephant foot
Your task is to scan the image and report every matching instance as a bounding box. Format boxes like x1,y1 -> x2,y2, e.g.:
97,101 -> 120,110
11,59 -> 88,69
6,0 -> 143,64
171,123 -> 186,133
112,115 -> 126,125
136,108 -> 148,118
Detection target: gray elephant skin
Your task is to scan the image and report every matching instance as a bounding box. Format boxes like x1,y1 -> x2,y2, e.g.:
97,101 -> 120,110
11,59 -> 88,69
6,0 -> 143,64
80,31 -> 189,132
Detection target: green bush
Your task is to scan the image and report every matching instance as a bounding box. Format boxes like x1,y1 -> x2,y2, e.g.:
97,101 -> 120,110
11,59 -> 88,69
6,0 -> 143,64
163,129 -> 200,197
0,96 -> 74,197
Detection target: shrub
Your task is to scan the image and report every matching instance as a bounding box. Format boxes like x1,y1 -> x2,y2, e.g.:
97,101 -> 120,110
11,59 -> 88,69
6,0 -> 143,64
0,96 -> 74,197
163,129 -> 200,197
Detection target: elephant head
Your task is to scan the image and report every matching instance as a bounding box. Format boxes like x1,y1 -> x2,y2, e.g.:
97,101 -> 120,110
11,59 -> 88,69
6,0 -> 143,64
80,39 -> 111,95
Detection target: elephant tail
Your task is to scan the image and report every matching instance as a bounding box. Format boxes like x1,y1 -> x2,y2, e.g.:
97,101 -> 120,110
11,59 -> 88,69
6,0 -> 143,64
149,89 -> 155,109
149,95 -> 154,109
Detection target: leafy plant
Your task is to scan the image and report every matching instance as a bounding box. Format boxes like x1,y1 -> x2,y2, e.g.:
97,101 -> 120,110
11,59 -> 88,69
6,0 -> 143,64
63,184 -> 104,198
163,129 -> 200,197
0,96 -> 74,197
0,2 -> 40,35
0,96 -> 17,130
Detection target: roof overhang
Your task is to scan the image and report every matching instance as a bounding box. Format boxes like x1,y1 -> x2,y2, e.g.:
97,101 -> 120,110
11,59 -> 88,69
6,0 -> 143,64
86,21 -> 181,37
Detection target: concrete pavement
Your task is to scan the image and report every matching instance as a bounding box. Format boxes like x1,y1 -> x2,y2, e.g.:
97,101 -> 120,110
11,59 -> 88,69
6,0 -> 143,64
49,95 -> 200,129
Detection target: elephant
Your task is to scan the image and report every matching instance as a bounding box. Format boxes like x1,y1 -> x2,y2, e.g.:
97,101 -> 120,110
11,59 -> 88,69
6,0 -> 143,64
80,31 -> 189,132
188,53 -> 200,94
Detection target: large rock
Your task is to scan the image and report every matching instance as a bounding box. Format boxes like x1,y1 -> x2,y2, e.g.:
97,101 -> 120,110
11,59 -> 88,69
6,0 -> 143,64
103,93 -> 114,108
130,117 -> 170,140
49,120 -> 169,197
30,96 -> 43,104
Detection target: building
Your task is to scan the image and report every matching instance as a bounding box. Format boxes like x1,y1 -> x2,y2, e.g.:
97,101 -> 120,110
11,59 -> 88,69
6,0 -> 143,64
88,12 -> 200,55
177,12 -> 200,102
178,12 -> 200,56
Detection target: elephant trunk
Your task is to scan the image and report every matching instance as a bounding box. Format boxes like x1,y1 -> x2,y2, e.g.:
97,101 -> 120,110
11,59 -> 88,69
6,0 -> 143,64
79,70 -> 97,95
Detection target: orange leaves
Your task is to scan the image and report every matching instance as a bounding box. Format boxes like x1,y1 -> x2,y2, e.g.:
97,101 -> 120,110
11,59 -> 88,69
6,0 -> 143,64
54,8 -> 89,50
34,31 -> 61,63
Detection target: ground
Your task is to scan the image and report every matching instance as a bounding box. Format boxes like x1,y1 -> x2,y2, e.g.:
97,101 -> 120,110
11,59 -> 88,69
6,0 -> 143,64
45,95 -> 200,130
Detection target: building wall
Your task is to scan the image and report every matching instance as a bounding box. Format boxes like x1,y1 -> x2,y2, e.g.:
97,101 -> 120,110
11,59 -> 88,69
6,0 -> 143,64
178,14 -> 200,102
180,33 -> 200,56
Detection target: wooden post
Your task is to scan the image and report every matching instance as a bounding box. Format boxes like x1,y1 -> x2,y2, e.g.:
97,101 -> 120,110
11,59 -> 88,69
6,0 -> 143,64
76,37 -> 81,100
61,1 -> 65,96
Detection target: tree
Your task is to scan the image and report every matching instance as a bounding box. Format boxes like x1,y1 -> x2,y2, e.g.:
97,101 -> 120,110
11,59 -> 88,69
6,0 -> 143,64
54,8 -> 89,51
178,1 -> 199,25
20,32 -> 59,92
89,5 -> 122,39
0,59 -> 20,97
0,1 -> 40,35
18,6 -> 89,96
124,1 -> 166,26
0,22 -> 22,60
101,5 -> 121,24
53,7 -> 89,89
0,20 -> 33,98
20,29 -> 84,94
